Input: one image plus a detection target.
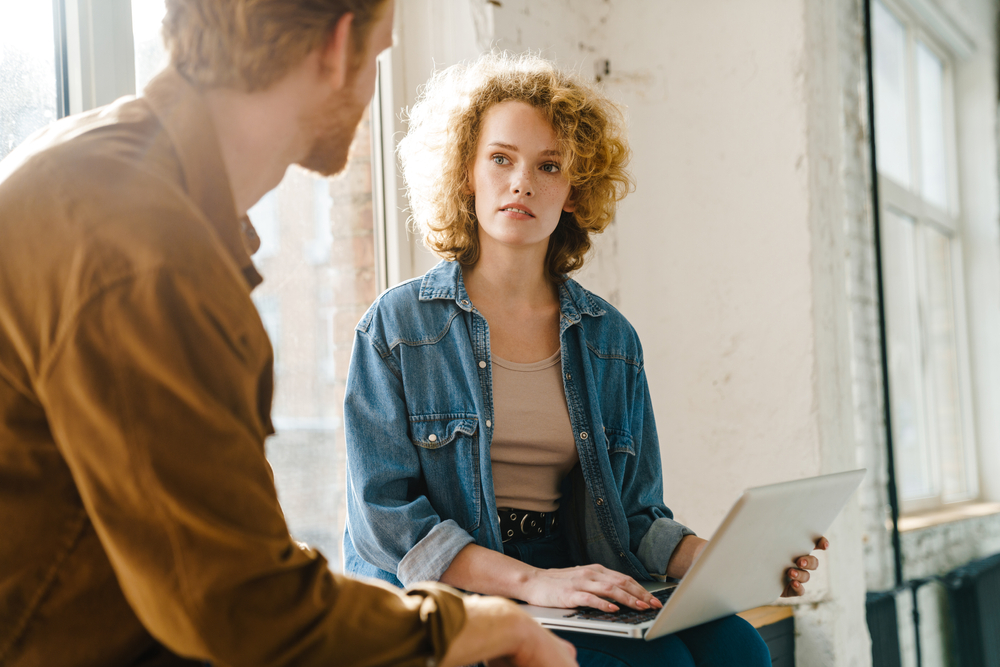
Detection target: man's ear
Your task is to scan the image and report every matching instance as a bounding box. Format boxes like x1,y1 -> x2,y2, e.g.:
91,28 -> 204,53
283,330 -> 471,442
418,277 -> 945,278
319,12 -> 355,91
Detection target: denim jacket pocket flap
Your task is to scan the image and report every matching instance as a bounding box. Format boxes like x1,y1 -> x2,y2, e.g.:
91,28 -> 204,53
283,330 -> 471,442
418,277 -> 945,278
603,427 -> 636,455
409,413 -> 479,449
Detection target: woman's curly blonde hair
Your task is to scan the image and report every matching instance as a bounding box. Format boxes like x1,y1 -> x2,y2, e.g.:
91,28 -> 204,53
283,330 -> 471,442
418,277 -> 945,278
398,52 -> 634,282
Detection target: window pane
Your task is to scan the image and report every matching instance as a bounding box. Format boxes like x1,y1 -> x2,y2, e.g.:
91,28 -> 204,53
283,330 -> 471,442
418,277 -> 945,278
882,209 -> 933,500
916,42 -> 948,211
248,190 -> 280,260
873,1 -> 912,188
248,115 -> 377,564
131,0 -> 168,91
0,0 -> 57,161
923,228 -> 972,500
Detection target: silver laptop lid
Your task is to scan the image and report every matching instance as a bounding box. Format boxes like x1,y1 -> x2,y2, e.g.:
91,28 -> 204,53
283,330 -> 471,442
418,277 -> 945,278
644,468 -> 866,639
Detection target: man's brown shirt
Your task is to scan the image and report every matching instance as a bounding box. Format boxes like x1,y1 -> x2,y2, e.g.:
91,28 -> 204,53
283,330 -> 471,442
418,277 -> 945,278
0,69 -> 464,667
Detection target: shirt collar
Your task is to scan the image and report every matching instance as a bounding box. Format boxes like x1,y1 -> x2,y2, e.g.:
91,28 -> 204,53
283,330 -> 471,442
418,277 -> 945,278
142,68 -> 263,289
418,259 -> 606,321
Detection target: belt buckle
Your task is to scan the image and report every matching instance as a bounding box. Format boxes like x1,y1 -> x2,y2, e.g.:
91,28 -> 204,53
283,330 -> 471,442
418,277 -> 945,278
499,510 -> 517,543
520,512 -> 542,537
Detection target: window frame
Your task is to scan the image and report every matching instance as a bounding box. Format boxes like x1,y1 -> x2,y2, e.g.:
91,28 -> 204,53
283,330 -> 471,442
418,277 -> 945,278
61,0 -> 136,115
874,0 -> 980,513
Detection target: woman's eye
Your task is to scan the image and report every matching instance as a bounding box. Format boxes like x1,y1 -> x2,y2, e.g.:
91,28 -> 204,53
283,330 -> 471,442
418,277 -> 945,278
541,163 -> 561,173
491,155 -> 508,165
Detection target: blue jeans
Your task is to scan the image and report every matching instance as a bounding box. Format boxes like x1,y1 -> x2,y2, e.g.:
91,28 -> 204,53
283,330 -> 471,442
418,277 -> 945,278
505,533 -> 772,667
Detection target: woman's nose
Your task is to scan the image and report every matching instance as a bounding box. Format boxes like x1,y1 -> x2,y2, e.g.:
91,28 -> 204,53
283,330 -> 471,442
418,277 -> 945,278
511,170 -> 534,196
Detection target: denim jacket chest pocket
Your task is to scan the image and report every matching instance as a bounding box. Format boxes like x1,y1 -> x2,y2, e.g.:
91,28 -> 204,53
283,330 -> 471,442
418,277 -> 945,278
409,413 -> 481,532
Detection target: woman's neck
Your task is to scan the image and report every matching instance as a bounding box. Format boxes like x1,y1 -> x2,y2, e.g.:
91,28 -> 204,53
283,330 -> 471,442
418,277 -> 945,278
462,239 -> 562,363
463,242 -> 557,311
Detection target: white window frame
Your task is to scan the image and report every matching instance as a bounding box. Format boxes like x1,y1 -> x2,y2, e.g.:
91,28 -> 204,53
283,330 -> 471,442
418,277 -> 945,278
875,0 -> 980,514
62,0 -> 136,114
371,0 -> 486,291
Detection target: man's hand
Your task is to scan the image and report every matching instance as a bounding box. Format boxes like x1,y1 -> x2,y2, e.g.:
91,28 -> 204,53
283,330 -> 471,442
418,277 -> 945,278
440,595 -> 577,667
781,536 -> 829,597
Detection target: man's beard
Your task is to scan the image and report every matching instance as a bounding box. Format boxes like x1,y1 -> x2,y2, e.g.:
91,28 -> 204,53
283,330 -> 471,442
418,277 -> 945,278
298,88 -> 366,177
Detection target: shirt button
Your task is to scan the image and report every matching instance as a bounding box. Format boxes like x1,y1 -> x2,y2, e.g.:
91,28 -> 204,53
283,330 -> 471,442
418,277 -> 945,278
596,498 -> 604,506
479,360 -> 487,369
486,420 -> 492,428
619,552 -> 626,558
428,434 -> 438,442
462,299 -> 470,306
566,373 -> 572,380
580,432 -> 588,439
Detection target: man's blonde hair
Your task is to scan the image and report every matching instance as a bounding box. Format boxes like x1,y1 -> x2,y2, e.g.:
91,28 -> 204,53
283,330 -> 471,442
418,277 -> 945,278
398,52 -> 634,282
162,0 -> 389,91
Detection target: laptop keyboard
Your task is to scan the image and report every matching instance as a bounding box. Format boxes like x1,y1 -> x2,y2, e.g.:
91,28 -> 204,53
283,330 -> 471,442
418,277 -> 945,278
562,586 -> 676,625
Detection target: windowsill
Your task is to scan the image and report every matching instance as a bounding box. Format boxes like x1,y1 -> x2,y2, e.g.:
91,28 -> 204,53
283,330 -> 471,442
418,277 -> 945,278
896,501 -> 1000,533
737,605 -> 793,628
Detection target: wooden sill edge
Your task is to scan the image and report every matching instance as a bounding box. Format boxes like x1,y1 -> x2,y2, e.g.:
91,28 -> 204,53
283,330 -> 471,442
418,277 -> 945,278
896,501 -> 1000,533
737,605 -> 793,629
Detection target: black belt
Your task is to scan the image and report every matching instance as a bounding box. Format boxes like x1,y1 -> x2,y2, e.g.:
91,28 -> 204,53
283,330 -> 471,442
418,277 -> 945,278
497,507 -> 558,543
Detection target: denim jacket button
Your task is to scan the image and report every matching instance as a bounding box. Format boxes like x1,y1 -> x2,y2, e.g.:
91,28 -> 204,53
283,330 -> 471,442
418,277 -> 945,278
566,372 -> 572,380
596,498 -> 604,506
486,420 -> 492,428
619,552 -> 626,558
478,360 -> 487,369
428,434 -> 437,442
580,432 -> 588,440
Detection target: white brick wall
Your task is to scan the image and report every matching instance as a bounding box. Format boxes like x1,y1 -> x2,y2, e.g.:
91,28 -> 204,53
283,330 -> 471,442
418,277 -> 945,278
836,0 -> 900,593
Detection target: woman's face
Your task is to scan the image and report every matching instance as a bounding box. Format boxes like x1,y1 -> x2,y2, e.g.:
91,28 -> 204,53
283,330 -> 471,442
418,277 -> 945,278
467,101 -> 575,255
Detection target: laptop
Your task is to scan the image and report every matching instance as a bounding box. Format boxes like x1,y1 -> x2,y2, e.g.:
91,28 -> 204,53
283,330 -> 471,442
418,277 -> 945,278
521,469 -> 866,640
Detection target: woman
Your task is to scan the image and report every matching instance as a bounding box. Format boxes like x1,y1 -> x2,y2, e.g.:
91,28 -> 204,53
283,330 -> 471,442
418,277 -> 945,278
343,52 -> 824,666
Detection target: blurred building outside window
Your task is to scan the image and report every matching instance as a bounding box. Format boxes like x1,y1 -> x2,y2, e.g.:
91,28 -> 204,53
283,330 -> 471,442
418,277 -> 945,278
0,0 -> 58,161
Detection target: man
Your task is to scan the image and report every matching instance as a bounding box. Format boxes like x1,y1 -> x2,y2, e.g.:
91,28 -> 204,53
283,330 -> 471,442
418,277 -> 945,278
0,1 -> 576,665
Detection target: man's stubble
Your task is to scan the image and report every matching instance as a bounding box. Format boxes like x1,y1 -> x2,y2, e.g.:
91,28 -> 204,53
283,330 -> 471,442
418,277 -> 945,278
298,80 -> 367,177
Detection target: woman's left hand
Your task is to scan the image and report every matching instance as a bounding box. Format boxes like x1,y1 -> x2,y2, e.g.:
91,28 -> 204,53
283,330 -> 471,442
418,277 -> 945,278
781,536 -> 829,597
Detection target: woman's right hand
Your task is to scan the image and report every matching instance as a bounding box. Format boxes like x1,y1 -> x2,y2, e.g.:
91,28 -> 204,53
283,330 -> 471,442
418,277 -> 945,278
522,564 -> 663,613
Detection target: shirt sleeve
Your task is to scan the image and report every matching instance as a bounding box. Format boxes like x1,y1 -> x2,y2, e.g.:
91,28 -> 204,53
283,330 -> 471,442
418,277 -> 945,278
37,267 -> 466,667
343,326 -> 475,586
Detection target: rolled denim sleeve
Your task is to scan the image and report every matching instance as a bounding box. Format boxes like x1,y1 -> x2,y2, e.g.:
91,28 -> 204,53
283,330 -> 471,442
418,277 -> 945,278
398,520 -> 476,586
345,327 -> 474,585
637,518 -> 696,577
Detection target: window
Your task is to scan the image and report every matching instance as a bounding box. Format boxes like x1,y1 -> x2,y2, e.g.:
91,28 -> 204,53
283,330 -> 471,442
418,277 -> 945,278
873,0 -> 978,511
0,0 -> 58,161
131,0 -> 168,91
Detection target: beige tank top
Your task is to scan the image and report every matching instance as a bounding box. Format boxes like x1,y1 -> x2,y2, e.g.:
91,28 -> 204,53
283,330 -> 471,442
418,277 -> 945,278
490,348 -> 579,513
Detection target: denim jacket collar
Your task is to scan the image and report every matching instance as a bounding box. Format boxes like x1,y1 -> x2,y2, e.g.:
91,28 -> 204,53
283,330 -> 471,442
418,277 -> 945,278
418,260 -> 607,323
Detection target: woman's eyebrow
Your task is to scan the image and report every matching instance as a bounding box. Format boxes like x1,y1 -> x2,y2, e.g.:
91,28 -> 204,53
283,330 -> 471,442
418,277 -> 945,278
486,141 -> 561,157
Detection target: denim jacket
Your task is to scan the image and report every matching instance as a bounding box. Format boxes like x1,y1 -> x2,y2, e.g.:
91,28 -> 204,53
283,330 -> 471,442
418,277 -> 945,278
343,260 -> 694,588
